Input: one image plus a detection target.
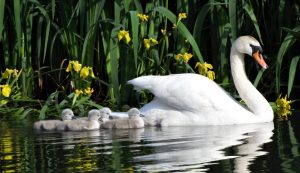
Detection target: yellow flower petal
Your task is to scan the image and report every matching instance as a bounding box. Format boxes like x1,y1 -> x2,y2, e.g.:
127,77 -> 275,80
207,71 -> 215,80
2,68 -> 14,79
124,32 -> 131,44
137,13 -> 149,22
149,38 -> 158,45
66,61 -> 73,72
276,94 -> 292,120
204,62 -> 213,70
80,67 -> 89,78
175,54 -> 182,61
143,39 -> 151,50
72,61 -> 82,72
118,30 -> 131,44
182,53 -> 193,63
84,87 -> 94,96
2,84 -> 11,97
75,89 -> 83,97
88,67 -> 95,78
178,13 -> 187,20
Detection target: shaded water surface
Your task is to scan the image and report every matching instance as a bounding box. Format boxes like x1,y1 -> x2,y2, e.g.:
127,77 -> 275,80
1,114 -> 300,172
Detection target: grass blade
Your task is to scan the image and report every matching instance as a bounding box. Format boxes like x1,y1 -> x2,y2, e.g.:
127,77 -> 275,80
243,2 -> 262,43
287,56 -> 300,97
14,0 -> 22,64
275,26 -> 300,93
193,3 -> 211,49
0,0 -> 5,41
229,0 -> 237,40
129,11 -> 139,67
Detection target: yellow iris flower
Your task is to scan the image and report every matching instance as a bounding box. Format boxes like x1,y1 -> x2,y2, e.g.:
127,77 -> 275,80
175,53 -> 193,63
84,87 -> 94,96
195,62 -> 215,80
178,13 -> 187,21
175,54 -> 181,61
89,67 -> 95,78
73,61 -> 82,72
1,84 -> 12,97
118,30 -> 131,44
276,94 -> 292,120
195,62 -> 213,75
143,38 -> 158,50
182,53 -> 193,63
137,13 -> 149,22
66,61 -> 82,73
2,68 -> 15,79
75,89 -> 83,97
66,62 -> 73,72
206,71 -> 216,80
80,67 -> 89,78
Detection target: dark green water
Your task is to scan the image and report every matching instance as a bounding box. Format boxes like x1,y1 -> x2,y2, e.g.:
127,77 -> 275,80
1,114 -> 300,173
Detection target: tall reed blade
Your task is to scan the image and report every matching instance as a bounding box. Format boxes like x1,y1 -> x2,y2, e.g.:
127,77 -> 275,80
0,0 -> 5,41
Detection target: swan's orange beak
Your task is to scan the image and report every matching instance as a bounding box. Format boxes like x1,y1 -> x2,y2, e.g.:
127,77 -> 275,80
252,51 -> 268,69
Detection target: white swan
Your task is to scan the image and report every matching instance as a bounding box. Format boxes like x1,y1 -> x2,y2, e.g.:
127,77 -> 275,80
33,108 -> 74,131
128,36 -> 273,126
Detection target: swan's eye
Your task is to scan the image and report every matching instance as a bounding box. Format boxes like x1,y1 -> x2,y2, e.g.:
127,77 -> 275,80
250,44 -> 263,54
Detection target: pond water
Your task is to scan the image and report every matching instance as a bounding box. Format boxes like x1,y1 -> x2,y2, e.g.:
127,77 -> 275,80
1,113 -> 300,173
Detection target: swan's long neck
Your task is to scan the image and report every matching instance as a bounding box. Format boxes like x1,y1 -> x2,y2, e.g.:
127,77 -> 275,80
230,47 -> 273,120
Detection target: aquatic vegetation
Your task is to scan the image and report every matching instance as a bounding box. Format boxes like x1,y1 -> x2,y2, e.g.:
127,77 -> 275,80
276,94 -> 292,120
137,13 -> 149,22
195,62 -> 216,80
118,30 -> 131,44
178,12 -> 187,21
175,53 -> 193,63
0,1 -> 299,119
143,38 -> 158,50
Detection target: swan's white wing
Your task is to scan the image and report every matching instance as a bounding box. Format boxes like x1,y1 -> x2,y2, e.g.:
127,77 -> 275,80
128,73 -> 242,112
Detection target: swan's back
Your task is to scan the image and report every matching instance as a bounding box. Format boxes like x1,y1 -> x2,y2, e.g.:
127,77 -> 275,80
128,74 -> 244,112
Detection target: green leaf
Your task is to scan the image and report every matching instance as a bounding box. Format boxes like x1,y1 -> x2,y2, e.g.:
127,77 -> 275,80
14,0 -> 22,62
287,56 -> 300,97
253,69 -> 265,87
229,0 -> 237,40
193,3 -> 211,48
129,11 -> 139,67
275,26 -> 300,93
243,2 -> 262,44
0,0 -> 5,41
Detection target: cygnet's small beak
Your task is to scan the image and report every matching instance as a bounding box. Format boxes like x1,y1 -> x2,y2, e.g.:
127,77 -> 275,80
72,116 -> 77,120
140,114 -> 145,117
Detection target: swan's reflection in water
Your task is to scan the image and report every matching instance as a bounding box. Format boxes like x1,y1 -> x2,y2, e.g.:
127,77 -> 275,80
135,122 -> 274,172
33,122 -> 274,172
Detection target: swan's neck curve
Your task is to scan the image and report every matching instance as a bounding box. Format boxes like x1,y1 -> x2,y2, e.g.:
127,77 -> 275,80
230,47 -> 273,120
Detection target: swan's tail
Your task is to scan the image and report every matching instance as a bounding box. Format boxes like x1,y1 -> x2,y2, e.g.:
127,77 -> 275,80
127,75 -> 155,91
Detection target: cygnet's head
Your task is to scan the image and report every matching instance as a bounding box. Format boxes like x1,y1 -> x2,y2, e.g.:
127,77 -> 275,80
232,36 -> 267,69
99,107 -> 111,122
88,109 -> 101,121
128,108 -> 140,118
61,108 -> 74,120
